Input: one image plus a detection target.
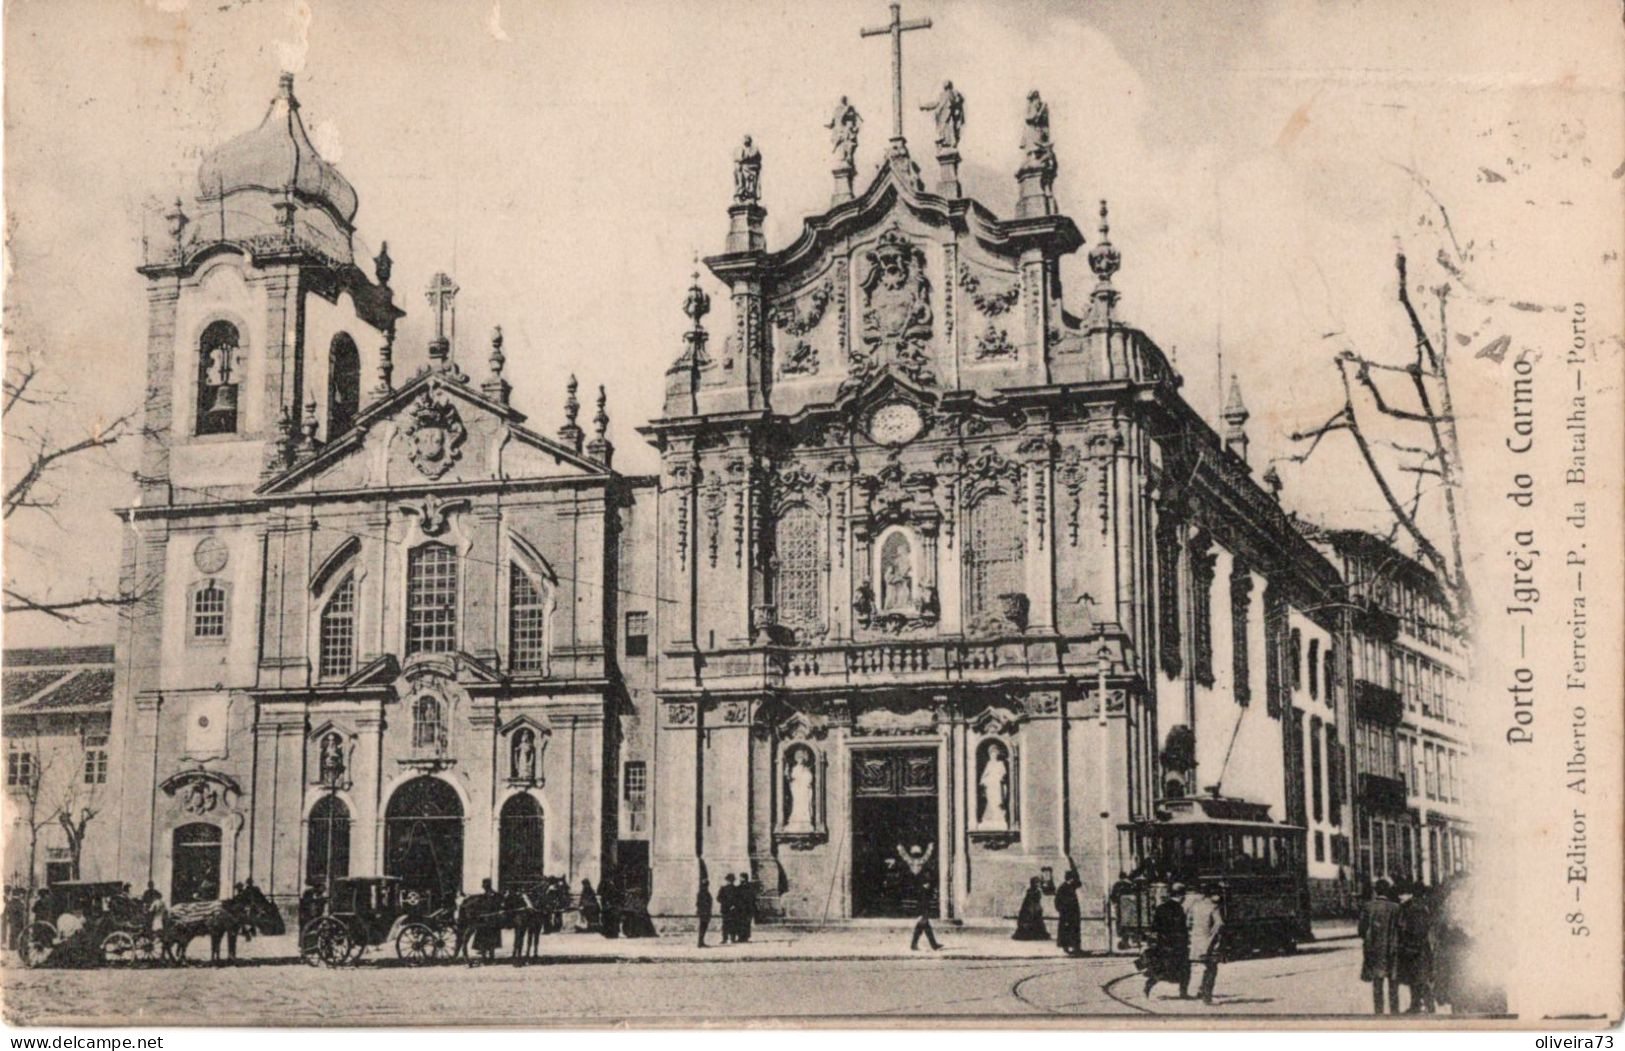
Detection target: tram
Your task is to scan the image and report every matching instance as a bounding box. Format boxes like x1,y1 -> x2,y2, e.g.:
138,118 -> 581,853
1113,794 -> 1312,958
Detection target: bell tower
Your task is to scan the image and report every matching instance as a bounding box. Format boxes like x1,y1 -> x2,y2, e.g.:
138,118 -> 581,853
136,73 -> 401,503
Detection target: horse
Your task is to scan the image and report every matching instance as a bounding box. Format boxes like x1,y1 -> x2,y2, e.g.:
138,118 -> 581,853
159,884 -> 285,964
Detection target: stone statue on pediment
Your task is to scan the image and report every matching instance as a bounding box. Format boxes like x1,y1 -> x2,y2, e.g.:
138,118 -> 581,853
826,97 -> 863,170
734,135 -> 763,203
921,80 -> 964,150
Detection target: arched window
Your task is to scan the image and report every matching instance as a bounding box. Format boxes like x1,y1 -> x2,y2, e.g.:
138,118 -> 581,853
509,564 -> 549,673
306,795 -> 351,889
195,321 -> 241,436
411,692 -> 447,754
319,573 -> 356,680
327,333 -> 361,437
965,494 -> 1023,617
406,544 -> 457,654
774,505 -> 821,633
191,581 -> 227,639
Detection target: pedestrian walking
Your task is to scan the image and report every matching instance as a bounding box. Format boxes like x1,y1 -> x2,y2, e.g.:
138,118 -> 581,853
696,876 -> 713,948
1185,882 -> 1226,1004
1054,871 -> 1082,955
1012,876 -> 1049,941
1359,879 -> 1402,1013
898,844 -> 941,951
1396,882 -> 1436,1013
1143,883 -> 1192,998
736,872 -> 755,943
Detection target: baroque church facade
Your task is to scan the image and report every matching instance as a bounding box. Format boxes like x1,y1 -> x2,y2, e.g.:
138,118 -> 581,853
110,66 -> 1362,935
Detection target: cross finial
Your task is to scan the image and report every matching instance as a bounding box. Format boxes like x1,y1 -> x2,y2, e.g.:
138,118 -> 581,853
861,2 -> 933,148
425,272 -> 460,344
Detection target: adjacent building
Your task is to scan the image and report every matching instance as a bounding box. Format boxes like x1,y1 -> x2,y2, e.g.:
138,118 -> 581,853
1321,529 -> 1472,889
2,646 -> 117,889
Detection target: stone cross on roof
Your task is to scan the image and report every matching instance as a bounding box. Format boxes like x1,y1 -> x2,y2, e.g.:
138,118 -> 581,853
861,2 -> 932,149
425,271 -> 460,344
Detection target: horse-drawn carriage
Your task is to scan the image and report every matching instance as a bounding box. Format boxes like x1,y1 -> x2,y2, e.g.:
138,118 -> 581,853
20,881 -> 157,968
299,876 -> 458,966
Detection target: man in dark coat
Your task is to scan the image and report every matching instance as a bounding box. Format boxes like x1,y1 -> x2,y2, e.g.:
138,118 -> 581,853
1144,883 -> 1192,998
598,873 -> 621,939
470,878 -> 503,964
717,874 -> 737,944
1359,879 -> 1402,1013
735,872 -> 755,943
1013,876 -> 1049,941
1054,871 -> 1082,955
696,876 -> 713,948
1396,883 -> 1435,1013
901,845 -> 941,951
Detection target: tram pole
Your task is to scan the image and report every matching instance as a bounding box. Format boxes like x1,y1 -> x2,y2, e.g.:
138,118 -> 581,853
1097,638 -> 1112,951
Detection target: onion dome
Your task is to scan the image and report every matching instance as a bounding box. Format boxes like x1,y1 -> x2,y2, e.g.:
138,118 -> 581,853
197,74 -> 359,228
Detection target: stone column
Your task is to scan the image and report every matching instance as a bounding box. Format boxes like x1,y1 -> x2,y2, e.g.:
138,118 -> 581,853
467,505 -> 503,666
649,698 -> 701,916
702,697 -> 753,878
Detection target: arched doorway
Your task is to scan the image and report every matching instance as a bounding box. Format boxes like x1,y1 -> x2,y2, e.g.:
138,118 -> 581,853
306,794 -> 351,890
498,793 -> 544,892
384,776 -> 463,906
171,823 -> 223,904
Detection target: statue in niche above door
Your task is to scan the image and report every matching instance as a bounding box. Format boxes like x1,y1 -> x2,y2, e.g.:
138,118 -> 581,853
879,531 -> 914,613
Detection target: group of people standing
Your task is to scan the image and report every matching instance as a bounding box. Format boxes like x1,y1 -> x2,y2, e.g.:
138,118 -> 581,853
695,872 -> 756,947
1358,878 -> 1440,1014
1140,882 -> 1227,1004
1010,871 -> 1088,957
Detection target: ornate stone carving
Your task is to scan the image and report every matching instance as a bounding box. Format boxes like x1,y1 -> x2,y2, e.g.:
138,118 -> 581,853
856,227 -> 935,387
404,387 -> 467,479
970,705 -> 1022,735
400,494 -> 470,538
703,475 -> 725,568
959,263 -> 1020,316
973,323 -> 1016,361
771,281 -> 833,337
665,701 -> 699,727
1060,446 -> 1085,547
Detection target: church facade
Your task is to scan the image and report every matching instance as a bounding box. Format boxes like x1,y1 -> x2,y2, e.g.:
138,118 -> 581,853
108,67 -> 1371,935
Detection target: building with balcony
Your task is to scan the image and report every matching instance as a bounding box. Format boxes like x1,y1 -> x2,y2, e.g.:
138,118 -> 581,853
1322,529 -> 1472,890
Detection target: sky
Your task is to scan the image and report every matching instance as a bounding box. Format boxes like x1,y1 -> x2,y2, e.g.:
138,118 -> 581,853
3,0 -> 1621,651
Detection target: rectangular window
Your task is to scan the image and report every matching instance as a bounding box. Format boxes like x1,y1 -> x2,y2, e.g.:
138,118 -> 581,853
774,507 -> 822,634
1190,540 -> 1216,687
1230,564 -> 1253,705
624,611 -> 650,658
1314,830 -> 1325,863
406,544 -> 458,655
509,563 -> 548,672
1156,518 -> 1183,677
7,745 -> 36,788
319,574 -> 357,680
192,584 -> 226,639
1309,719 -> 1324,823
623,760 -> 647,809
83,748 -> 108,785
1424,743 -> 1438,800
966,495 -> 1024,618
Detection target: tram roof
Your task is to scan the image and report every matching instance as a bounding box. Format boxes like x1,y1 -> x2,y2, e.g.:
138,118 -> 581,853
1121,795 -> 1305,833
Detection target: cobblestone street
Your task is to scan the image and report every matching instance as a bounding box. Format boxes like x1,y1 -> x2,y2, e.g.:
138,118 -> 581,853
0,933 -> 1421,1026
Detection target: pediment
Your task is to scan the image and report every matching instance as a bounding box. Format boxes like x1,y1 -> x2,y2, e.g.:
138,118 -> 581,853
499,713 -> 554,738
258,370 -> 609,495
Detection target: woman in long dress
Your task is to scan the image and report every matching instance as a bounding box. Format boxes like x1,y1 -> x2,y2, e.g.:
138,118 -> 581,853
1012,876 -> 1049,941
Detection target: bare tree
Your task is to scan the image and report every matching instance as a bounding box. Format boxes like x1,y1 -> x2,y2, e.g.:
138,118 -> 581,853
11,734 -> 59,897
2,354 -> 145,622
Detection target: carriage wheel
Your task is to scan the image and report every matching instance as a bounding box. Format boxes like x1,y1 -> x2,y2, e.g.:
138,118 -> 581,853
100,930 -> 138,966
133,932 -> 161,964
395,922 -> 446,965
308,917 -> 354,966
20,922 -> 57,968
